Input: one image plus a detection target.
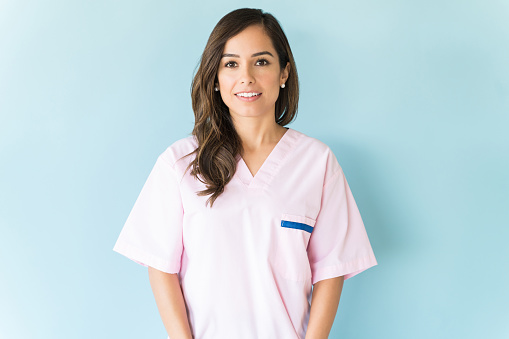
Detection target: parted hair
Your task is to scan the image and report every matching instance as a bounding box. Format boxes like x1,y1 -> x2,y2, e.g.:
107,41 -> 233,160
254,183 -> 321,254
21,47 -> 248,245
182,8 -> 299,208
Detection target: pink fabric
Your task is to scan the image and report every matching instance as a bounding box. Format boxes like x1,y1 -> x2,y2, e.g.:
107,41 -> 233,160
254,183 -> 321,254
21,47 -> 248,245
113,127 -> 377,338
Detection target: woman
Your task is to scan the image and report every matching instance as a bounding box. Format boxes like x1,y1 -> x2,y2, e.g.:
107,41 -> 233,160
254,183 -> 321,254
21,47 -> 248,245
113,8 -> 377,339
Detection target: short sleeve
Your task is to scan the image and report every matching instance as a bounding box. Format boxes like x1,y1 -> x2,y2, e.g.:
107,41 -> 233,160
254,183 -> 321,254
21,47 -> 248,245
307,161 -> 377,285
113,153 -> 184,274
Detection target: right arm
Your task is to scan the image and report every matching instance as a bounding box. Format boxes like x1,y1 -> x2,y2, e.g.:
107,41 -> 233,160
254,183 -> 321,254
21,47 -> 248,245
148,266 -> 193,339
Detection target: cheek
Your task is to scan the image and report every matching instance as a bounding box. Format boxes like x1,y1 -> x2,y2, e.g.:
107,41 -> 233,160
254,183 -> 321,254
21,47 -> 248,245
263,73 -> 282,91
261,72 -> 282,87
217,79 -> 233,104
219,91 -> 230,106
217,72 -> 234,89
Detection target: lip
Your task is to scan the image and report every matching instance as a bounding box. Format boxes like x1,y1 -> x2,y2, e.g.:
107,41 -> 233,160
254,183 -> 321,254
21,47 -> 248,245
235,91 -> 262,102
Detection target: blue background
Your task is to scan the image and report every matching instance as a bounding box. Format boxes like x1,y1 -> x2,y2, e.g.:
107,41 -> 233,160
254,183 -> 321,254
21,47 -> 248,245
1,1 -> 508,338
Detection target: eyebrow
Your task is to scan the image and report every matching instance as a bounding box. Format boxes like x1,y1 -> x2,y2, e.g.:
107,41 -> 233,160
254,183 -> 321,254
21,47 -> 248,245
221,51 -> 274,58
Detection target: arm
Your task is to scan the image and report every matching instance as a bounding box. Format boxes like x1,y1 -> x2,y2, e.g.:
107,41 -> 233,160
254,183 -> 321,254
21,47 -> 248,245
305,276 -> 345,339
148,266 -> 193,339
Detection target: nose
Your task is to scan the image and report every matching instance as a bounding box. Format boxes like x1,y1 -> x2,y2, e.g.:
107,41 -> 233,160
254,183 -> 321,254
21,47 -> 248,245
239,64 -> 255,84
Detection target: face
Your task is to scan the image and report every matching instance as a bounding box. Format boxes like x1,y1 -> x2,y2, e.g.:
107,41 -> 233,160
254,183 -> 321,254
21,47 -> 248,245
216,25 -> 290,122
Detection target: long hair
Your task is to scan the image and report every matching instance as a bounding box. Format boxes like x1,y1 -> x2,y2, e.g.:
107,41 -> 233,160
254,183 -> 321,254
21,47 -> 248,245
182,8 -> 299,208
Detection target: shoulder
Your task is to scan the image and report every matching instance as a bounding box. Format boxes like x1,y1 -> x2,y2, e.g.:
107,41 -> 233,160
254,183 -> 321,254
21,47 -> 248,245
158,134 -> 198,168
290,128 -> 332,154
289,128 -> 343,182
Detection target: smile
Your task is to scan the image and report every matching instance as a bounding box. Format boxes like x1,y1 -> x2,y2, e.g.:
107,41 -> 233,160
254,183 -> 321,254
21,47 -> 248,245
235,92 -> 262,102
235,92 -> 261,97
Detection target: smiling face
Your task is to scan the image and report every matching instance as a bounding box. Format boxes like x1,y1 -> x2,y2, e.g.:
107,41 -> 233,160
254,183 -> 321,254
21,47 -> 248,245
216,24 -> 290,122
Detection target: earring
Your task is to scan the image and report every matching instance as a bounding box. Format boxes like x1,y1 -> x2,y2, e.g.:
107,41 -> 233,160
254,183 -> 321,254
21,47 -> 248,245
281,83 -> 286,89
214,86 -> 219,92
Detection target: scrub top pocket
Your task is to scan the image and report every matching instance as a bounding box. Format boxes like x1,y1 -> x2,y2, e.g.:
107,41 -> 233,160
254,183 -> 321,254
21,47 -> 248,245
274,213 -> 315,282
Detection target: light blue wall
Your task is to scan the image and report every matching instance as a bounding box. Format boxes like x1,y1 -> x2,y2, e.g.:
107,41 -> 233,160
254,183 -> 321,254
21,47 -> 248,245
1,1 -> 507,338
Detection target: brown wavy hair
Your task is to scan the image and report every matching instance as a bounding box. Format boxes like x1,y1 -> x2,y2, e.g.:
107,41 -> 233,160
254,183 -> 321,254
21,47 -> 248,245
182,8 -> 299,208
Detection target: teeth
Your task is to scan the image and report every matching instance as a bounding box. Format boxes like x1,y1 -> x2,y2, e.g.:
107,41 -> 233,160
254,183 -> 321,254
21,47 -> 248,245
236,92 -> 260,97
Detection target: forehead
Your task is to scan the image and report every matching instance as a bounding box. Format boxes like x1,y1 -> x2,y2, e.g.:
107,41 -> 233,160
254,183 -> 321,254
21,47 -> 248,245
223,25 -> 276,55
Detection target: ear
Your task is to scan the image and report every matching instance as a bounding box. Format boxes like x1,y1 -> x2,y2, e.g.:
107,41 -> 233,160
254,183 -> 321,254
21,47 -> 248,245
280,62 -> 290,83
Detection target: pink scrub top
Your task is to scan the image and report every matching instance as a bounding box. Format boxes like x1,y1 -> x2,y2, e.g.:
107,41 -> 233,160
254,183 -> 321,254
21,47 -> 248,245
113,127 -> 377,339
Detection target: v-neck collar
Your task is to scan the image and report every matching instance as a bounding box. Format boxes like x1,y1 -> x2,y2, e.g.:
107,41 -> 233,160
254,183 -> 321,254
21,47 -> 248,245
235,127 -> 300,189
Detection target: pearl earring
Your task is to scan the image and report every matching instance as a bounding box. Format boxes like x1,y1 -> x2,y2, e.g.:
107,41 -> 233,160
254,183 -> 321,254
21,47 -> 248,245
214,87 -> 219,92
281,83 -> 285,88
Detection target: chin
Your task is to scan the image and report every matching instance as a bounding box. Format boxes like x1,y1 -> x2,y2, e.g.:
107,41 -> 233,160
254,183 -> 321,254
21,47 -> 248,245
230,107 -> 266,117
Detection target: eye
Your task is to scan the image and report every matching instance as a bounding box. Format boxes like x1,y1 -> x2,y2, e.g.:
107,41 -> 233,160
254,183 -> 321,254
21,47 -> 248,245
255,58 -> 269,66
224,61 -> 237,68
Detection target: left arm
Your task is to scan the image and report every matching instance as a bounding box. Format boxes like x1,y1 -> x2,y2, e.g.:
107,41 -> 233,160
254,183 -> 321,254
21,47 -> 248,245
305,276 -> 345,339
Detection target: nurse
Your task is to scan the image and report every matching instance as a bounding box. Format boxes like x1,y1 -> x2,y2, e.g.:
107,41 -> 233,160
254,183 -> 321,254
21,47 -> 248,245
113,8 -> 377,339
